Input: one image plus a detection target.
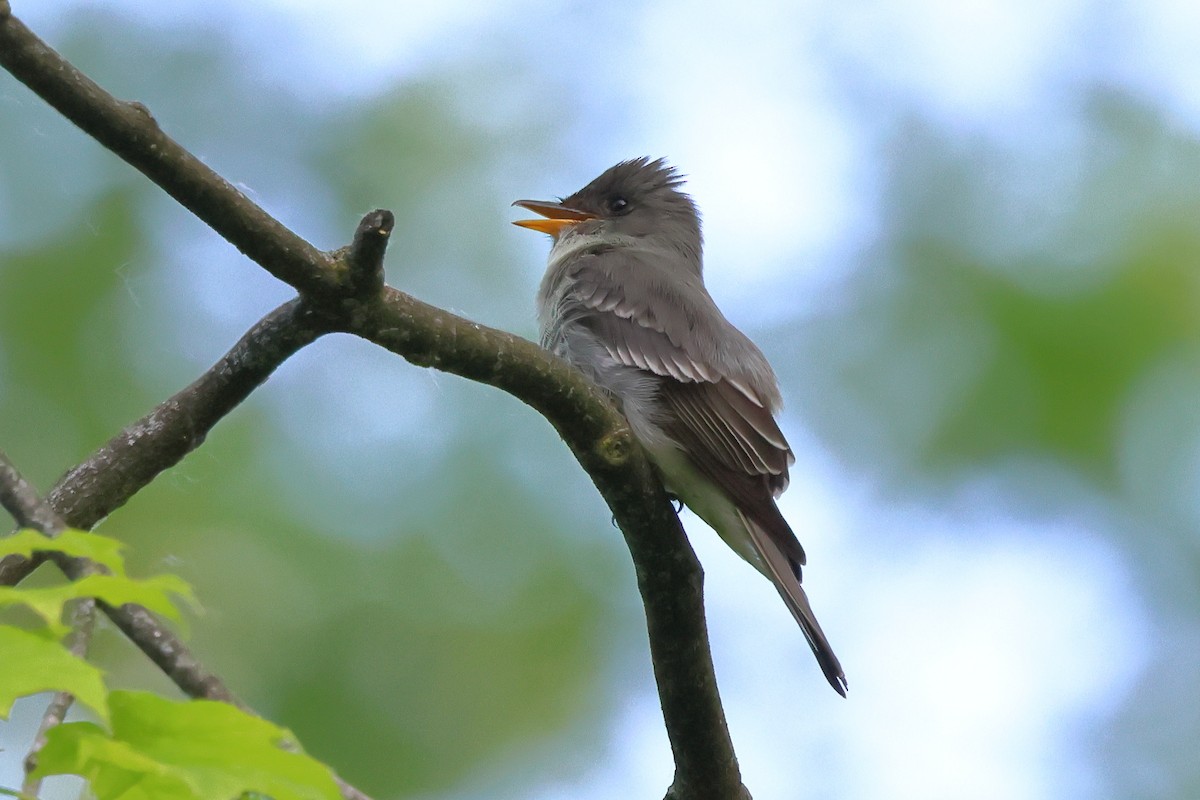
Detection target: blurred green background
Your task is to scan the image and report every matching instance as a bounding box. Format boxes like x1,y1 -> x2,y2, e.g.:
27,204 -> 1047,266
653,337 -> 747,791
2,2 -> 1198,798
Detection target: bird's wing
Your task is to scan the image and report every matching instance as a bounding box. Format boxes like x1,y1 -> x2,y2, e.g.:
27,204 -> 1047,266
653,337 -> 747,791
567,260 -> 804,565
561,258 -> 847,694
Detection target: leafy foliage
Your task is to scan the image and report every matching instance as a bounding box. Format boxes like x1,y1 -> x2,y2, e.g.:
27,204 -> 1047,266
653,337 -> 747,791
0,529 -> 197,638
32,692 -> 340,800
0,529 -> 127,574
0,572 -> 195,639
0,531 -> 339,800
0,626 -> 108,723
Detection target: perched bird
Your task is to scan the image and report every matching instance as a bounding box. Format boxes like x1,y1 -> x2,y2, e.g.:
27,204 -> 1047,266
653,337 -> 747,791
513,157 -> 846,695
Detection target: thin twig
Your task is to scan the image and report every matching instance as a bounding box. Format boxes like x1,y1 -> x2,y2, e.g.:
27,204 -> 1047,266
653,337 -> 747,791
62,560 -> 246,707
0,450 -> 64,534
0,451 -> 100,794
22,596 -> 97,795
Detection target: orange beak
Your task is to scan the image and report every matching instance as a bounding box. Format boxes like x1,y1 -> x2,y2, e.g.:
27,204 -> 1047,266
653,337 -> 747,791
511,199 -> 597,237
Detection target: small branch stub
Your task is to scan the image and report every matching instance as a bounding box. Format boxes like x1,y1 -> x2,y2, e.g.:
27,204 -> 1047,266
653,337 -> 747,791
123,99 -> 156,124
597,428 -> 635,467
342,209 -> 393,298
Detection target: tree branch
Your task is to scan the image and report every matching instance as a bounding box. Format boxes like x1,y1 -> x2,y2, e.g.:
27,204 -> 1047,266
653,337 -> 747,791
0,2 -> 338,297
47,300 -> 333,529
0,300 -> 332,586
0,448 -> 65,535
342,294 -> 747,797
0,7 -> 748,796
0,299 -> 332,700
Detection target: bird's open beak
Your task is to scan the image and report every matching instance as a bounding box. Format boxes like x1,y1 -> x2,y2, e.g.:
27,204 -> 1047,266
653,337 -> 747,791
511,199 -> 596,236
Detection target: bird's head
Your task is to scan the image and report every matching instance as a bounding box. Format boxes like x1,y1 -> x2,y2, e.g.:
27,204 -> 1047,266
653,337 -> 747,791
513,157 -> 702,262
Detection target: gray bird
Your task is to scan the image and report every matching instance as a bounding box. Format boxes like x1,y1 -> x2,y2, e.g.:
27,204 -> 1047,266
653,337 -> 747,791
513,157 -> 846,696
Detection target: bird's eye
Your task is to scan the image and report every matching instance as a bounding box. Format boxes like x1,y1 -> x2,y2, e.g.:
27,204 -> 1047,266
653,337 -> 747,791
608,195 -> 630,214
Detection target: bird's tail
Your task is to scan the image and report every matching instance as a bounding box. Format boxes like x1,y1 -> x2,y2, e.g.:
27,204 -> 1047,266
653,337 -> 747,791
737,510 -> 847,697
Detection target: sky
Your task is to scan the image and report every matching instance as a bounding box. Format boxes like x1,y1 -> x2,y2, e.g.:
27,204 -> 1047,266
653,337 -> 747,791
9,0 -> 1198,798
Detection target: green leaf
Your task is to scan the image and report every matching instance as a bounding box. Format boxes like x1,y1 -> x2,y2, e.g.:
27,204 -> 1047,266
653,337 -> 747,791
0,626 -> 109,723
80,573 -> 199,619
34,722 -> 195,800
0,529 -> 127,576
33,691 -> 340,800
0,573 -> 196,639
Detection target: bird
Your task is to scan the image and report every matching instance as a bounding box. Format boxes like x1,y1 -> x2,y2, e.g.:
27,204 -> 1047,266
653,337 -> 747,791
512,157 -> 846,696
